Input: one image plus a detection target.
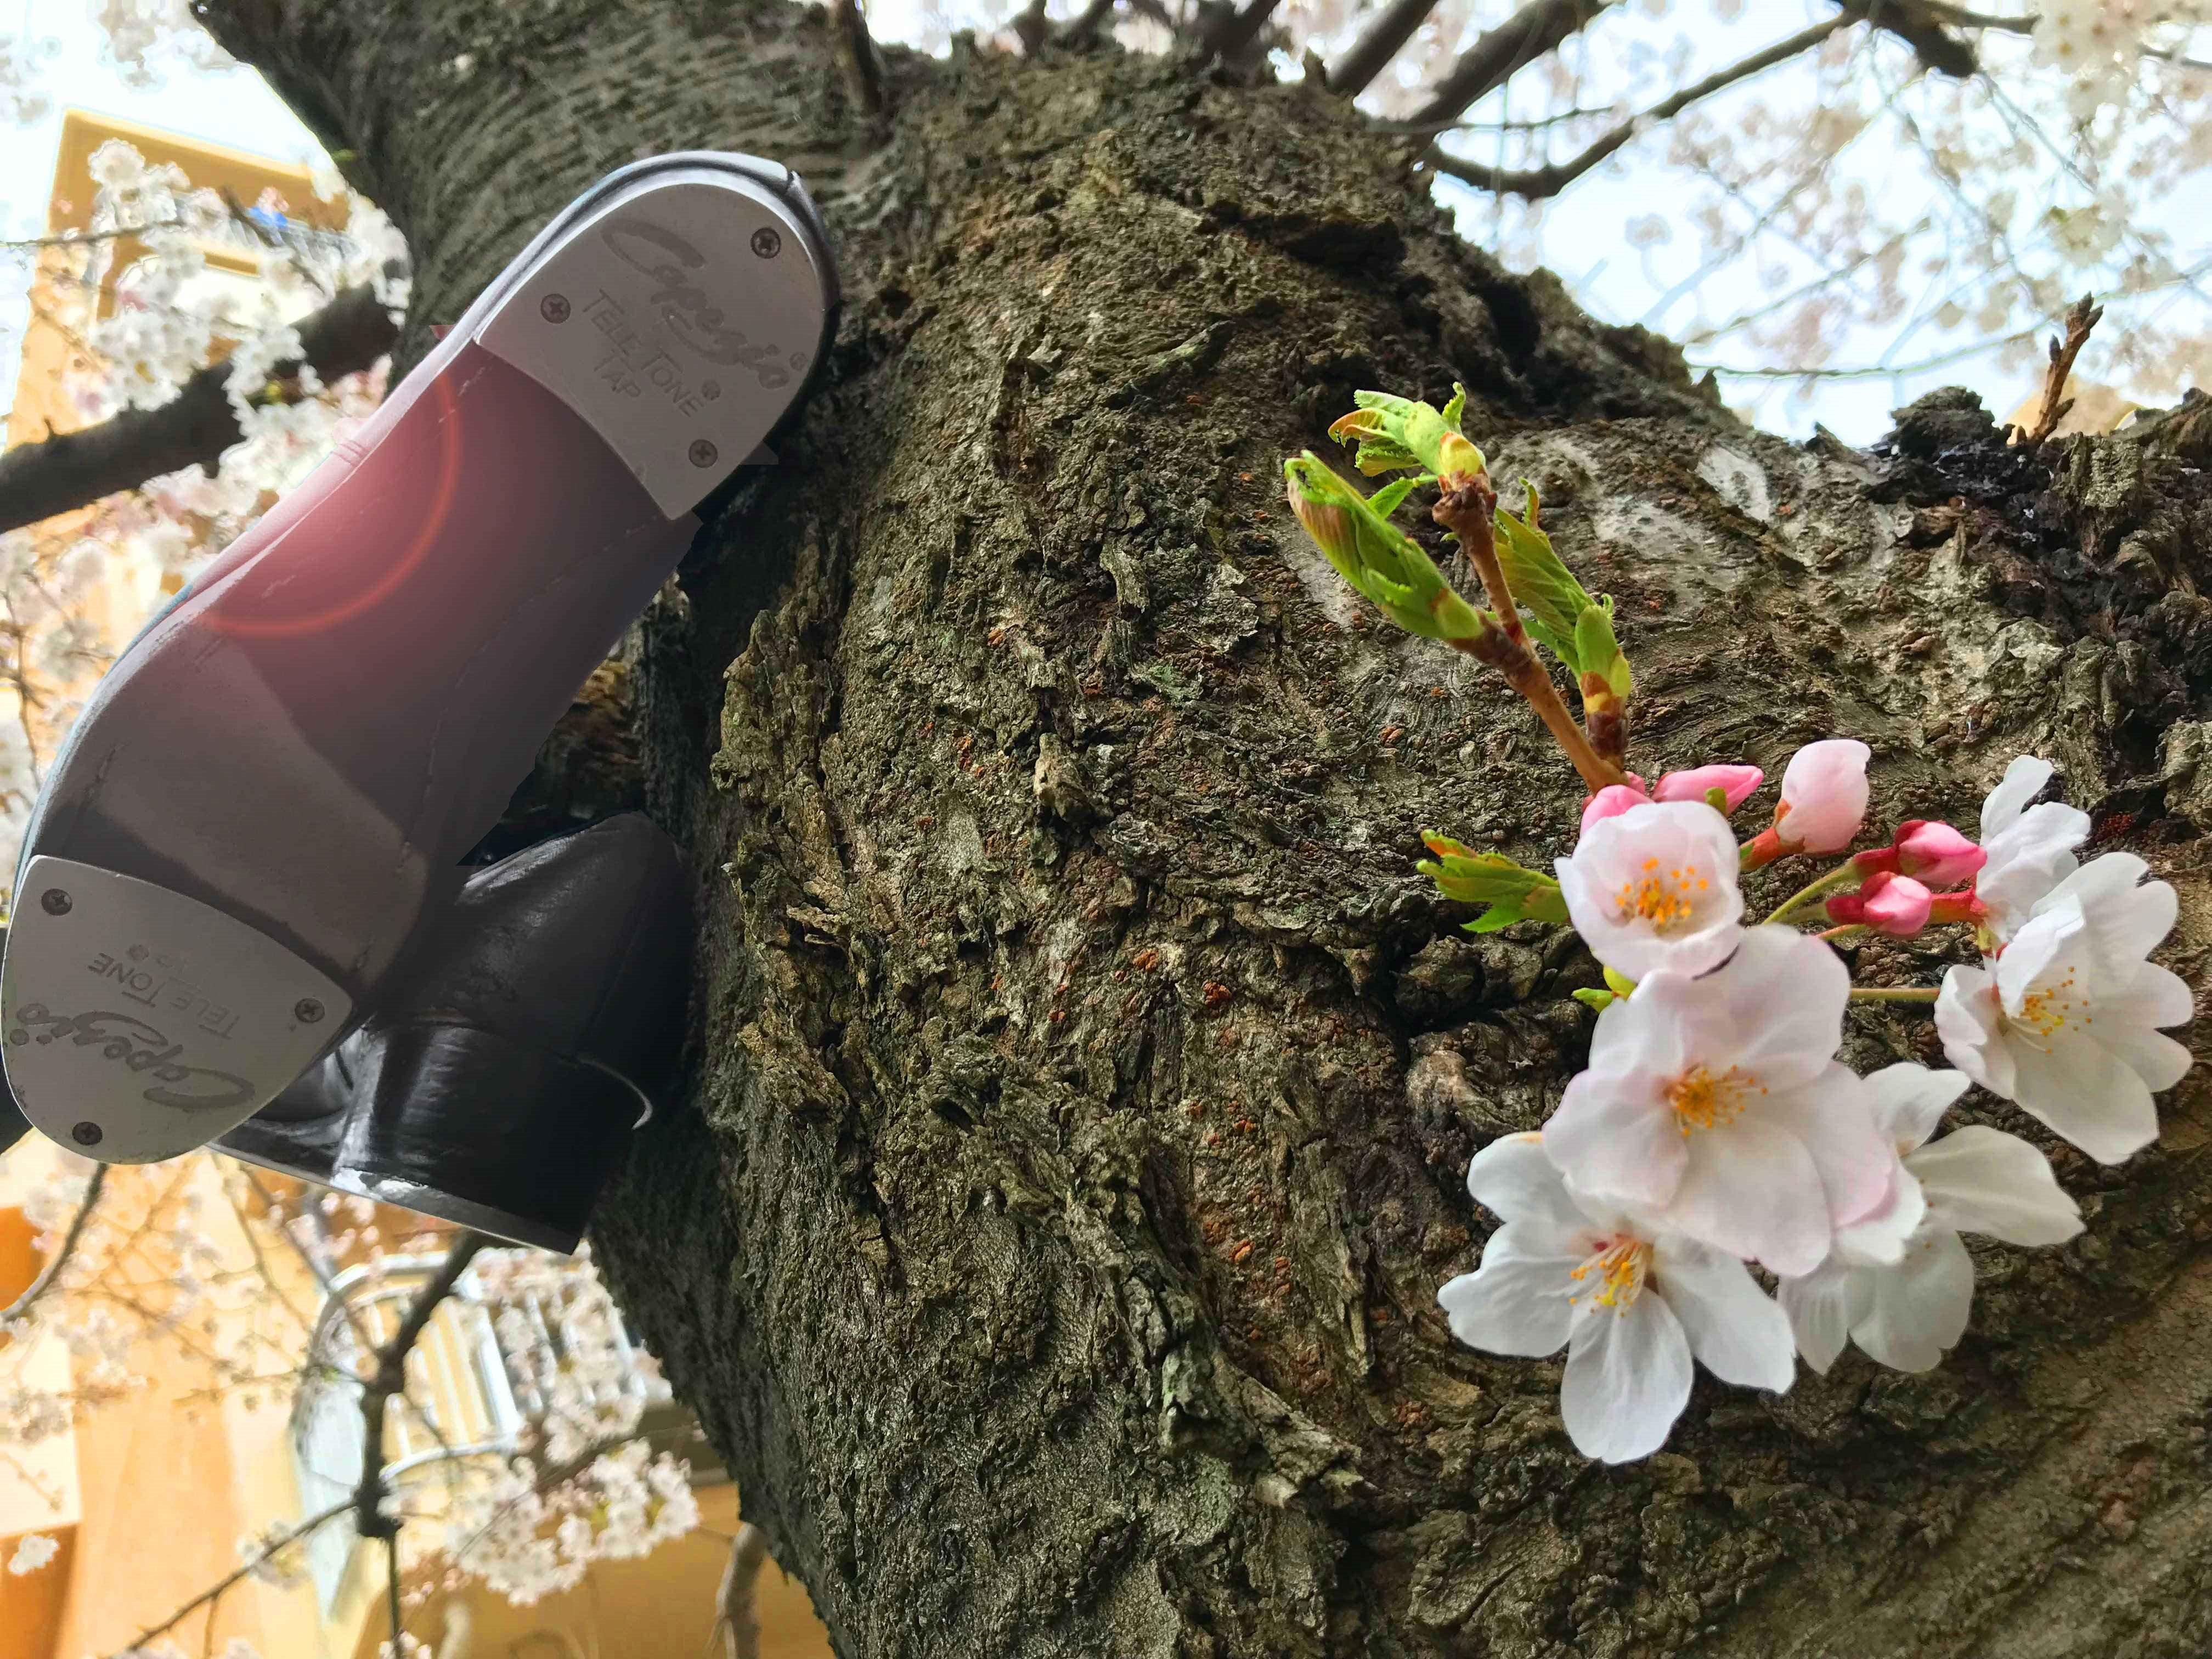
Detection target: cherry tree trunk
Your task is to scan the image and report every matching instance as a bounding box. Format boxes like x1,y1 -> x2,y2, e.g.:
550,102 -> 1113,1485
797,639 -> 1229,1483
199,3 -> 2212,1654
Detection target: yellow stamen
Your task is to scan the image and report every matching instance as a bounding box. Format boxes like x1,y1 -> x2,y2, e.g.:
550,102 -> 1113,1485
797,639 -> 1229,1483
1566,1238 -> 1652,1312
1613,856 -> 1711,932
1666,1064 -> 1765,1136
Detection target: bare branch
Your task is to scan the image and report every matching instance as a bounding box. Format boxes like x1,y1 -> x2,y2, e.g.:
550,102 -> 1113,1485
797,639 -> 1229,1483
1327,0 -> 1445,98
2019,292 -> 2104,450
0,1166 -> 108,1328
714,1526 -> 771,1659
1833,1 -> 1978,77
1409,0 -> 1614,129
1200,0 -> 1283,64
1057,0 -> 1120,48
1432,15 -> 1846,200
353,1232 -> 487,1539
104,1501 -> 353,1657
0,281 -> 397,538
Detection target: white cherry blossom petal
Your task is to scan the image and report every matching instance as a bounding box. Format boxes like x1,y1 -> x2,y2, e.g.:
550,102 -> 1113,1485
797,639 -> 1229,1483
1864,1062 -> 1971,1155
1850,1228 -> 1976,1372
1438,1243 -> 1581,1358
1464,1132 -> 1593,1245
1761,1063 -> 1895,1231
1559,1289 -> 1694,1464
1651,1238 -> 1796,1392
1777,1260 -> 1871,1374
1910,1126 -> 2083,1247
1937,963 -> 2015,1099
2006,1034 -> 2160,1165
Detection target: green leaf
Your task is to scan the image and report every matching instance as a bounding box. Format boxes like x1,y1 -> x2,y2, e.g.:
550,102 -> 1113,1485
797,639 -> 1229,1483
1572,987 -> 1618,1013
1285,456 -> 1494,644
1492,494 -> 1594,668
1574,598 -> 1632,698
1417,833 -> 1568,927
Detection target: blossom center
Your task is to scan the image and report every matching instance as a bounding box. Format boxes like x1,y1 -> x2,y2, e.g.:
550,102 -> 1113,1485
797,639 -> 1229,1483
1566,1238 -> 1651,1312
2013,965 -> 2091,1041
1612,856 -> 1712,933
1666,1064 -> 1763,1135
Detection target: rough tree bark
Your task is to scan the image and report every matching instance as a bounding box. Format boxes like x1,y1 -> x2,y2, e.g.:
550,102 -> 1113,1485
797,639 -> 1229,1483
188,2 -> 2212,1654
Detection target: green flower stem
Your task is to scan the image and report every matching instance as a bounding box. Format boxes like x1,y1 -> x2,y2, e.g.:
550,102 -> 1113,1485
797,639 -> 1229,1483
1763,860 -> 1861,926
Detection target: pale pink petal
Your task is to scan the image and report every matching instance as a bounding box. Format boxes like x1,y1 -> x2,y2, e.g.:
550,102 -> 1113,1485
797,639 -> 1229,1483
2097,1020 -> 2193,1095
1560,1290 -> 1692,1463
1763,1063 -> 1896,1230
1980,755 -> 2056,838
1671,1118 -> 1833,1276
1653,764 -> 1763,812
1543,1070 -> 1689,1209
2007,1031 -> 2160,1165
1706,927 -> 1850,1092
1774,738 -> 1871,853
1833,1160 -> 1926,1267
1438,1239 -> 1581,1358
1580,782 -> 1652,837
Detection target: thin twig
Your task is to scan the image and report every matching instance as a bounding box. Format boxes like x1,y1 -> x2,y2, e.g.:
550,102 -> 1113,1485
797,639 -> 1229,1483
1199,0 -> 1283,63
831,0 -> 888,119
2019,293 -> 2104,451
1326,0 -> 1444,98
1431,15 -> 1844,199
0,1166 -> 107,1327
353,1233 -> 487,1539
104,1502 -> 352,1657
1410,0 -> 1613,128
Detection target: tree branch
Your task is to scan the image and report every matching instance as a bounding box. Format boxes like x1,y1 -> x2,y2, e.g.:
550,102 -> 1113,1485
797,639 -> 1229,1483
831,0 -> 888,120
1832,0 -> 1978,77
352,1232 -> 487,1539
0,282 -> 397,537
1431,15 -> 1846,199
1199,0 -> 1284,65
0,1166 -> 107,1329
1327,0 -> 1445,98
1409,0 -> 1613,128
104,1501 -> 353,1657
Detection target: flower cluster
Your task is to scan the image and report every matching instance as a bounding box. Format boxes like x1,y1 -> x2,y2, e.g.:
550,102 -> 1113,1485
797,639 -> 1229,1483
1289,390 -> 2196,1463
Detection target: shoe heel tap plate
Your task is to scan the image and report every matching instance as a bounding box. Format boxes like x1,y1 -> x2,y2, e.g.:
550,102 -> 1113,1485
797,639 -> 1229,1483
2,856 -> 351,1163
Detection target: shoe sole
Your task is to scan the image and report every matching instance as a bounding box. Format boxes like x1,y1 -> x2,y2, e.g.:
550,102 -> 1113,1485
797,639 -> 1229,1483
2,154 -> 834,1164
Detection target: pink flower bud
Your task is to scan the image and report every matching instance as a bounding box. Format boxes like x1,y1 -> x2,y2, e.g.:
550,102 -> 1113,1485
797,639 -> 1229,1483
1826,871 -> 1933,936
1892,819 -> 1985,885
1579,781 -> 1651,837
1652,764 -> 1764,815
1773,738 -> 1871,854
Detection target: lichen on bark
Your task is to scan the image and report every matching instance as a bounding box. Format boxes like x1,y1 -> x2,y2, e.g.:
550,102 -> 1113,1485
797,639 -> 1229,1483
191,3 -> 2212,1652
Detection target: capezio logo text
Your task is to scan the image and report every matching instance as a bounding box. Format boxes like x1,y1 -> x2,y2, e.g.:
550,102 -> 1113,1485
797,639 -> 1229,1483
6,1003 -> 256,1111
599,221 -> 792,389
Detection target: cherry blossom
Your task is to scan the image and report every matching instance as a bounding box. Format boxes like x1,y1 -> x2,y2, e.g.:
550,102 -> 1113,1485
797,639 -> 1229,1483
1542,927 -> 1896,1276
1555,800 -> 1744,980
5,1533 -> 58,1575
1438,1134 -> 1795,1463
1771,738 -> 1871,854
1973,755 -> 2091,944
1780,1065 -> 2082,1373
1937,854 -> 2192,1164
